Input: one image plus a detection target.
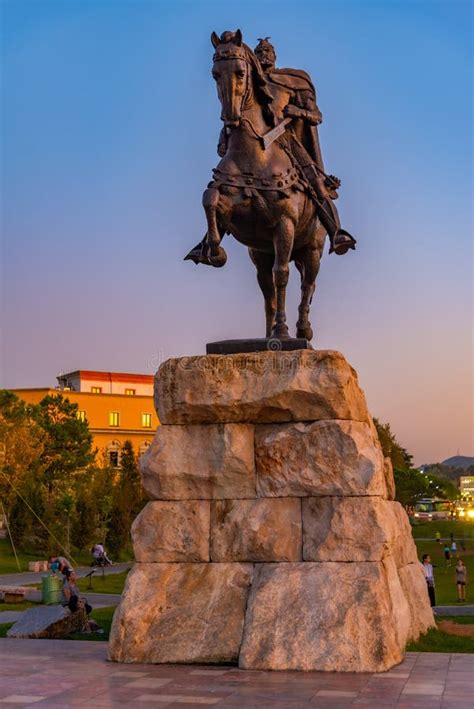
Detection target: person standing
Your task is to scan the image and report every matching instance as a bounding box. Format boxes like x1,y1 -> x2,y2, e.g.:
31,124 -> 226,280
451,539 -> 457,555
421,554 -> 436,607
435,531 -> 441,544
455,560 -> 467,602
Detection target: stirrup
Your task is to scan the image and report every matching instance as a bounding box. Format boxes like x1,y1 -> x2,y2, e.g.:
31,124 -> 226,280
330,229 -> 357,256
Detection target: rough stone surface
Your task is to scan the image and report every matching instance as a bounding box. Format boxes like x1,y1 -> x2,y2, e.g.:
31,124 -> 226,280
155,351 -> 371,425
211,498 -> 302,562
256,420 -> 386,497
140,423 -> 255,499
109,563 -> 254,664
239,561 -> 409,672
132,501 -> 210,562
399,562 -> 436,641
7,605 -> 87,639
302,497 -> 419,566
383,457 -> 396,500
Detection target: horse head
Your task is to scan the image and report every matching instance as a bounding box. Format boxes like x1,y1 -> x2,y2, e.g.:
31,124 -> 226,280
211,30 -> 275,129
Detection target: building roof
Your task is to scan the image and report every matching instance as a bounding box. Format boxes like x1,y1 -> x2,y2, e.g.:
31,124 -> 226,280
58,370 -> 154,384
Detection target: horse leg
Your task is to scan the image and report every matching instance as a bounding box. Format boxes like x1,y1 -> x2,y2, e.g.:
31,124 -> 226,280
294,242 -> 321,341
249,249 -> 276,337
203,187 -> 227,268
272,219 -> 294,339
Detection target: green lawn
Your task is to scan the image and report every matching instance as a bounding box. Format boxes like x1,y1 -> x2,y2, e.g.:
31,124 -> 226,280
411,520 -> 474,540
0,600 -> 38,612
407,619 -> 474,654
413,538 -> 473,606
0,538 -> 96,574
76,570 -> 128,595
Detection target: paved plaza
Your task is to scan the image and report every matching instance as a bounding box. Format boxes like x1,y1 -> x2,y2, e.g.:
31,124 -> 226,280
0,639 -> 472,708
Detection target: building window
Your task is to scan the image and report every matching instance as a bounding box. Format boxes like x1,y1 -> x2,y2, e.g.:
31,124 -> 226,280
109,450 -> 119,467
107,440 -> 121,468
109,412 -> 120,427
141,413 -> 152,428
125,388 -> 136,396
91,386 -> 102,394
77,410 -> 86,422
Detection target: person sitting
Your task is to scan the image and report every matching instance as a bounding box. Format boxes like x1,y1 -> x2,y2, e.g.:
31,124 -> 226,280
61,570 -> 92,616
49,555 -> 73,578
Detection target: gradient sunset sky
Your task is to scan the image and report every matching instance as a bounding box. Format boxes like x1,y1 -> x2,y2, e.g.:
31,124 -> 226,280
2,0 -> 472,465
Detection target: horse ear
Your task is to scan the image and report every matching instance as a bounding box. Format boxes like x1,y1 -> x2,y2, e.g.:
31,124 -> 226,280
234,29 -> 243,46
211,31 -> 220,48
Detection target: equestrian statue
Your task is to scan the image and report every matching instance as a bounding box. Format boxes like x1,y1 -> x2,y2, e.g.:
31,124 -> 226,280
185,30 -> 356,341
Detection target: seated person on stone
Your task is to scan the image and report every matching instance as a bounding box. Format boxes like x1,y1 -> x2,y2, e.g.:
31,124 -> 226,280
61,570 -> 92,615
49,555 -> 73,577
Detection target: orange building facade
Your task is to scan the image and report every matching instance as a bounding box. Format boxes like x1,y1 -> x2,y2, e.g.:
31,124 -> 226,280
14,370 -> 158,466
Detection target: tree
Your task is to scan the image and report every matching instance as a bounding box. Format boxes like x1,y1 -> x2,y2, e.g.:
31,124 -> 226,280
32,394 -> 95,493
0,391 -> 46,515
107,441 -> 144,557
373,418 -> 413,471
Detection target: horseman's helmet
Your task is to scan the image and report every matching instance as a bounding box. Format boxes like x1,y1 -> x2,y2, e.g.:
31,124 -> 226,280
254,37 -> 276,67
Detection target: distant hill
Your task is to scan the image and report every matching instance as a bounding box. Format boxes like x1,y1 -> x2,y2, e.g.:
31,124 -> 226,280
441,456 -> 474,470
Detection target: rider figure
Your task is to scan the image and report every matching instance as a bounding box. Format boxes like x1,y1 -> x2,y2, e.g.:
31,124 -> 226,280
253,37 -> 356,256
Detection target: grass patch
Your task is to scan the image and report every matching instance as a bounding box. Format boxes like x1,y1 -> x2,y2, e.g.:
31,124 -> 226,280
0,600 -> 38,612
435,615 -> 474,624
410,520 -> 474,540
414,538 -> 473,606
66,606 -> 115,642
0,538 -> 132,575
408,623 -> 474,653
76,570 -> 128,595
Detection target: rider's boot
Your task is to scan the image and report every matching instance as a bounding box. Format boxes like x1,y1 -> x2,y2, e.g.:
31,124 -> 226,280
304,170 -> 357,255
184,235 -> 212,265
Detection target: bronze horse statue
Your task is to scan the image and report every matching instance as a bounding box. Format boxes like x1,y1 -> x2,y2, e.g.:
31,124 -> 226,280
187,30 -> 352,341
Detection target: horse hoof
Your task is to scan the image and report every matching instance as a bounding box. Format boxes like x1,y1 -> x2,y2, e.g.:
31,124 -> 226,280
209,247 -> 227,268
271,325 -> 290,339
296,326 -> 313,341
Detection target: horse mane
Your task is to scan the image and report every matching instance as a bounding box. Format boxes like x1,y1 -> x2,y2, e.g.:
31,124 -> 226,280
241,44 -> 276,127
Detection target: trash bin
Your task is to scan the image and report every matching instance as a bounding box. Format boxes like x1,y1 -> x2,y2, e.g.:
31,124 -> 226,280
41,574 -> 61,605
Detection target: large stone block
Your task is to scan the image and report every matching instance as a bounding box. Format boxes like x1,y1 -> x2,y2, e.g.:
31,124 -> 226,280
256,420 -> 386,497
211,498 -> 302,562
109,562 -> 254,664
302,497 -> 419,566
132,501 -> 210,562
239,561 -> 409,672
155,350 -> 371,425
398,562 -> 436,641
140,423 -> 255,499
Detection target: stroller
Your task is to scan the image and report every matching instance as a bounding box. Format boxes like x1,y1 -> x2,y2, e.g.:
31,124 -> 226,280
90,543 -> 112,568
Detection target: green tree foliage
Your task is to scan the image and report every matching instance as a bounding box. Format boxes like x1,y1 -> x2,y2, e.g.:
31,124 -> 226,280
107,441 -> 144,557
31,394 -> 95,492
373,418 -> 413,471
373,417 -> 458,507
1,391 -> 147,561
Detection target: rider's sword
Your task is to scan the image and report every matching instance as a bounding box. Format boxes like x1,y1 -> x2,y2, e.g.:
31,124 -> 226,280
262,117 -> 292,150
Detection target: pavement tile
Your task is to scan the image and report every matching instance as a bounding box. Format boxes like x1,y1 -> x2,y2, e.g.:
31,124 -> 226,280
136,696 -> 221,704
0,699 -> 45,705
125,678 -> 174,689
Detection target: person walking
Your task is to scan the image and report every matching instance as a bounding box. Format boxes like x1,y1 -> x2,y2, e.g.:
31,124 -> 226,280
455,560 -> 467,602
443,544 -> 451,567
435,531 -> 441,544
451,539 -> 457,555
421,554 -> 436,607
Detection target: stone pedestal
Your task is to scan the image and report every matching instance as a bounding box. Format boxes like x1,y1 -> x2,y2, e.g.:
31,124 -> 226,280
109,350 -> 434,672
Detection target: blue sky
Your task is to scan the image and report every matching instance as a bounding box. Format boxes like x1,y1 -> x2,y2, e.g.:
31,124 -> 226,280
1,0 -> 472,463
